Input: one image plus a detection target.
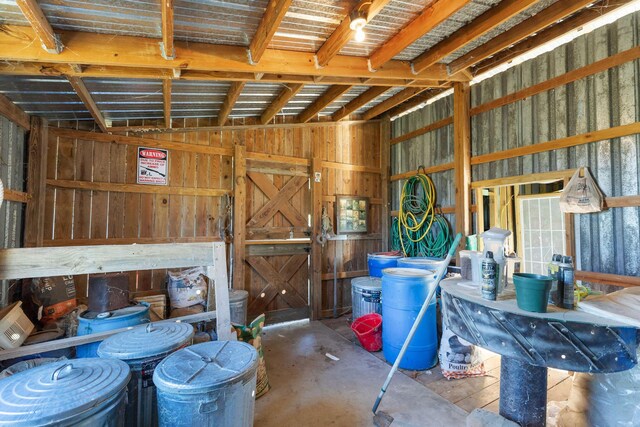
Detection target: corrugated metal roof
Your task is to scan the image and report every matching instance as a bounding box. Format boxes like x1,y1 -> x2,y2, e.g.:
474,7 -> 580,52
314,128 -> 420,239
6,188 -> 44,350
172,80 -> 230,118
0,75 -> 91,121
354,86 -> 404,114
83,78 -> 164,121
320,85 -> 370,115
230,82 -> 283,118
281,84 -> 330,116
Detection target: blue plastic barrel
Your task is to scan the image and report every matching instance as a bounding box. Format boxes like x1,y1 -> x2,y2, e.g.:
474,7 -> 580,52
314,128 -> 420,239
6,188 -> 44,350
76,303 -> 150,358
397,257 -> 446,273
368,253 -> 402,277
382,268 -> 438,370
153,341 -> 259,427
0,358 -> 130,426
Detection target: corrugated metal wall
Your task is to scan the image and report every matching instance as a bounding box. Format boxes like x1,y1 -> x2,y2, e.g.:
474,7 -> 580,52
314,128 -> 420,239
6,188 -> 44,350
391,11 -> 640,277
0,115 -> 27,305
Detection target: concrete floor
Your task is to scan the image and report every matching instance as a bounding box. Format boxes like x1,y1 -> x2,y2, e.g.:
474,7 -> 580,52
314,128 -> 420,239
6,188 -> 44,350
254,320 -> 468,427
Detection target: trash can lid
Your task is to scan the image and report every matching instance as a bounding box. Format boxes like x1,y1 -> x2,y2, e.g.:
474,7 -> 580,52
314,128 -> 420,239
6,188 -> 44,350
80,302 -> 149,321
382,267 -> 434,277
153,341 -> 258,393
0,358 -> 130,426
98,322 -> 194,360
229,289 -> 249,303
351,276 -> 382,291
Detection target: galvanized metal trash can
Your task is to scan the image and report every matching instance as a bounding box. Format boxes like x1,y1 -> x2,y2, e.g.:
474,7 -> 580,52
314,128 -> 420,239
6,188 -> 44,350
0,358 -> 130,426
351,276 -> 382,321
229,289 -> 249,325
97,322 -> 195,427
153,341 -> 259,427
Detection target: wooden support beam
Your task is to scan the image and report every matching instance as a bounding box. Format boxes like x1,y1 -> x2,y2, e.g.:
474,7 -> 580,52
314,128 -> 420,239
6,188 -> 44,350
315,0 -> 392,67
386,88 -> 449,119
390,162 -> 454,181
162,79 -> 171,128
3,189 -> 30,203
380,115 -> 390,251
24,116 -> 47,247
46,179 -> 230,197
369,0 -> 470,70
472,0 -> 631,76
233,144 -> 247,290
160,0 -> 174,59
310,129 -> 324,319
15,0 -> 61,54
448,0 -> 594,75
0,93 -> 30,130
260,83 -> 304,125
0,26 -> 453,82
66,76 -> 107,132
249,0 -> 293,64
218,81 -> 246,126
453,82 -> 471,252
391,116 -> 453,145
361,87 -> 428,121
411,0 -> 539,74
297,85 -> 351,123
331,86 -> 391,121
575,271 -> 640,288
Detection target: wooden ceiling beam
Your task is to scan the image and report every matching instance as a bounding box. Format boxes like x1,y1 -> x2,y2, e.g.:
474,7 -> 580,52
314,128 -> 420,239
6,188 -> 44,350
369,0 -> 471,70
66,76 -> 107,132
0,26 -> 455,82
0,93 -> 31,130
447,0 -> 595,75
471,0 -> 631,76
411,0 -> 540,74
249,0 -> 293,64
16,0 -> 61,54
297,85 -> 352,123
362,87 -> 428,121
160,0 -> 175,59
217,81 -> 246,126
315,0 -> 392,67
331,86 -> 391,121
163,79 -> 172,128
385,88 -> 448,118
260,83 -> 304,125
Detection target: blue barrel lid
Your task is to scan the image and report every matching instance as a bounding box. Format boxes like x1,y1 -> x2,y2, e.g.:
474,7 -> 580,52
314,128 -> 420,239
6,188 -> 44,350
382,267 -> 434,278
153,341 -> 258,394
0,358 -> 130,426
351,276 -> 382,291
79,302 -> 149,322
98,322 -> 194,360
368,252 -> 402,259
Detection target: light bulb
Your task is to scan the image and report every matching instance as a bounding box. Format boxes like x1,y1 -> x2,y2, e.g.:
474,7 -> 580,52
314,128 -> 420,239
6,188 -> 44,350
355,27 -> 366,42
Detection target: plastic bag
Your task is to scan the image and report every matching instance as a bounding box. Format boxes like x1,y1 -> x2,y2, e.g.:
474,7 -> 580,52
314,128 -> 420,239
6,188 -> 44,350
560,167 -> 604,213
167,267 -> 207,309
234,314 -> 270,398
438,324 -> 485,379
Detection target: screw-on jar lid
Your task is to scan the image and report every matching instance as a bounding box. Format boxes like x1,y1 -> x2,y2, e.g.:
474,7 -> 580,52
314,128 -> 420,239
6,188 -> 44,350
98,322 -> 194,360
0,358 -> 130,426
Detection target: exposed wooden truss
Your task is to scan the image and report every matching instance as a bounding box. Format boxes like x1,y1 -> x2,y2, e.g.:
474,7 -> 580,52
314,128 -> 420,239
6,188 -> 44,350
162,79 -> 172,128
218,81 -> 247,126
15,0 -> 61,54
332,86 -> 392,121
260,83 -> 304,125
369,0 -> 471,70
66,76 -> 107,132
297,85 -> 352,123
160,0 -> 174,59
0,93 -> 31,130
249,0 -> 293,64
362,87 -> 429,121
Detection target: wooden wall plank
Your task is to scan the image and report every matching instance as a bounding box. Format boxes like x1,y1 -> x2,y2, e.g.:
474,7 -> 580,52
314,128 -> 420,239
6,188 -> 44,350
24,116 -> 47,246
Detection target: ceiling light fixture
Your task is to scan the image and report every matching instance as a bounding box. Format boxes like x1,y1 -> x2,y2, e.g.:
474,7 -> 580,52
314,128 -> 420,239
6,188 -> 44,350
349,6 -> 369,42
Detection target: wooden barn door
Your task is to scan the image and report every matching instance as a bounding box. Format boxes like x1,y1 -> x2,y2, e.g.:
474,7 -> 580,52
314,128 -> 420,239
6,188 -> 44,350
237,153 -> 312,324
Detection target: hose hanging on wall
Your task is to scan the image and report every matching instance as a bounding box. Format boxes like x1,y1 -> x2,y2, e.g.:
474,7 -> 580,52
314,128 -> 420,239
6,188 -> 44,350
391,169 -> 453,258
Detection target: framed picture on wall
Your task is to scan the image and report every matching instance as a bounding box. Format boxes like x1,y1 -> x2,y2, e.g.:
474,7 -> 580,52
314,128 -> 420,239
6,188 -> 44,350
335,195 -> 369,234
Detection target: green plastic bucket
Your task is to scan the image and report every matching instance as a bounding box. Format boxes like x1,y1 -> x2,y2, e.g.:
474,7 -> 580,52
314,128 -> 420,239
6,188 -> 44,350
513,273 -> 553,313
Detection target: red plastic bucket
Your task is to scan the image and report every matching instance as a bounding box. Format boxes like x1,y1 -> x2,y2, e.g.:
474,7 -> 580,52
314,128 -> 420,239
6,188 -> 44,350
351,313 -> 383,352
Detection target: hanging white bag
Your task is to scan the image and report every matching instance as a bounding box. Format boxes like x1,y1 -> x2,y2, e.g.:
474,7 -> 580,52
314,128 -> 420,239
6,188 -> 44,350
559,167 -> 604,213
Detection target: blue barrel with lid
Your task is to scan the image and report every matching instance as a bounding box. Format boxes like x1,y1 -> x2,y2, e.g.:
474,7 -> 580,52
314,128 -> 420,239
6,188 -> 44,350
382,268 -> 438,370
76,302 -> 150,358
367,252 -> 402,277
98,322 -> 195,427
397,256 -> 446,272
0,358 -> 130,426
153,341 -> 259,427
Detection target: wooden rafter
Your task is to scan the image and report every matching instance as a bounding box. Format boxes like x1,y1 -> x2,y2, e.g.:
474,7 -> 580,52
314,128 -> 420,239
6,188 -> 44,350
447,0 -> 595,75
315,0 -> 392,67
361,87 -> 428,121
260,83 -> 304,125
297,85 -> 351,123
0,26 -> 455,82
249,0 -> 293,64
385,88 -> 446,118
331,86 -> 391,121
471,0 -> 631,76
0,93 -> 30,130
411,0 -> 540,74
15,0 -> 61,54
160,0 -> 174,59
66,76 -> 107,132
217,81 -> 246,126
162,79 -> 171,128
369,0 -> 471,70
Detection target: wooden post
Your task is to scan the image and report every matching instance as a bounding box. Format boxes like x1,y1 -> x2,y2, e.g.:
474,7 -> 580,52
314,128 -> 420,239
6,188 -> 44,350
454,82 -> 471,252
310,131 -> 324,320
24,116 -> 48,247
380,115 -> 391,251
232,143 -> 247,290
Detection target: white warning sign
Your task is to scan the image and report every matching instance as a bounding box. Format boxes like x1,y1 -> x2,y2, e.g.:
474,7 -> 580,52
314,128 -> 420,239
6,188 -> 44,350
137,147 -> 168,185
